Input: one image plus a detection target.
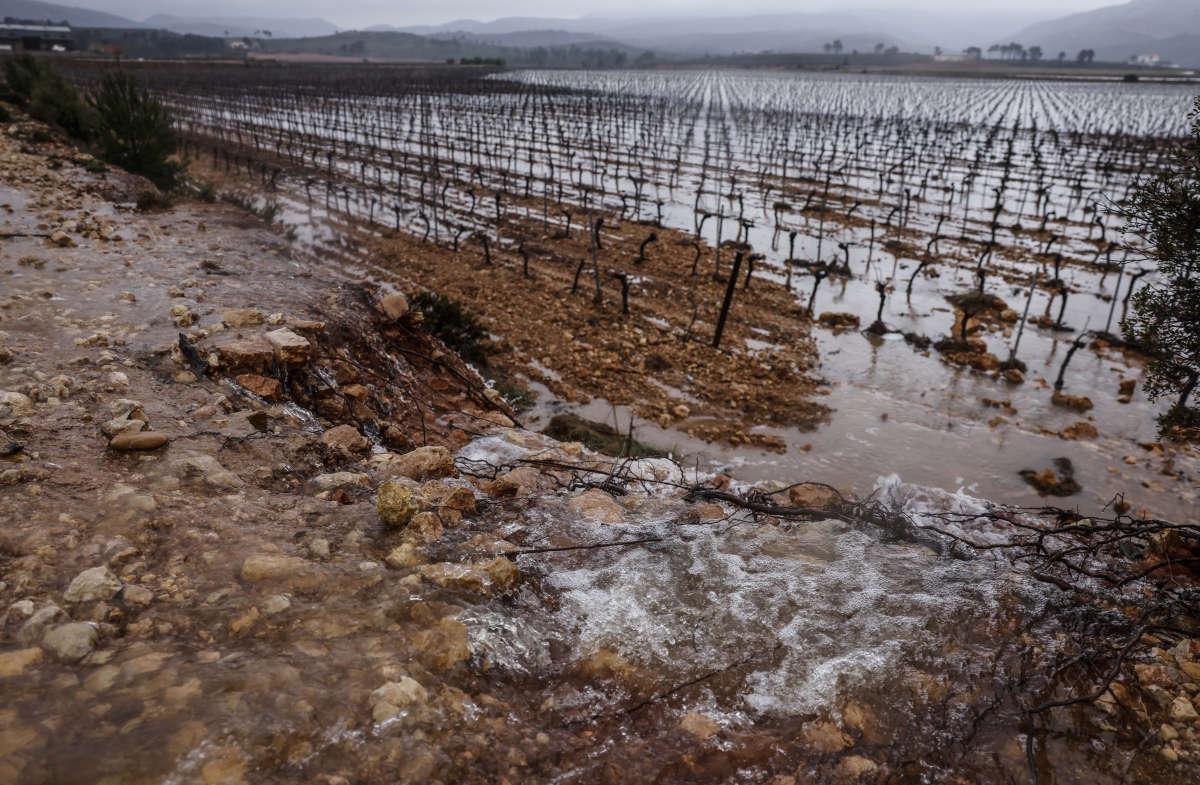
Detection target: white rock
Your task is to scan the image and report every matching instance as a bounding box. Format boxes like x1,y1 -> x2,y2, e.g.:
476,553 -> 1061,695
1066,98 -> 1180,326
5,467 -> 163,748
43,622 -> 99,662
64,567 -> 123,603
262,595 -> 292,615
310,472 -> 369,492
120,585 -> 154,607
1169,695 -> 1200,723
368,676 -> 428,722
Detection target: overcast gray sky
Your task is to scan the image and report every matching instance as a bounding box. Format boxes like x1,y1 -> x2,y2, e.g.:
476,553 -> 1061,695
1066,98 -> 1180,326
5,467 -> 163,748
70,0 -> 1122,29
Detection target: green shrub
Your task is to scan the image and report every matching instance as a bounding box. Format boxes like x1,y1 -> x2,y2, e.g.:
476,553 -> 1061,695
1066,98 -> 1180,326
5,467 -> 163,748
0,54 -> 41,105
196,181 -> 216,202
88,71 -> 179,190
2,54 -> 93,140
135,186 -> 171,211
409,291 -> 490,365
257,201 -> 280,224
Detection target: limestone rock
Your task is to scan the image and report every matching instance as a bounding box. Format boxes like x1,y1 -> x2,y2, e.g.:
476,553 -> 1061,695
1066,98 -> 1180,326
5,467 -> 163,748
817,312 -> 861,328
483,557 -> 521,595
1,426 -> 23,457
264,329 -> 311,368
310,472 -> 369,492
0,647 -> 43,677
379,292 -> 410,320
802,720 -> 849,753
320,424 -> 371,455
18,605 -> 66,645
215,339 -> 275,374
402,512 -> 444,544
1002,368 -> 1025,384
240,554 -> 311,583
369,676 -> 428,722
410,617 -> 471,671
1,391 -> 35,416
236,373 -> 283,401
378,481 -> 419,527
418,562 -> 487,594
222,309 -> 265,328
101,417 -> 144,439
64,566 -> 123,603
1051,390 -> 1094,412
170,304 -> 198,328
1061,421 -> 1099,440
417,558 -> 519,597
380,446 -> 458,482
120,585 -> 154,607
109,432 -> 169,451
567,488 -> 625,524
43,622 -> 98,662
679,712 -> 720,740
837,757 -> 878,777
787,483 -> 841,510
165,454 -> 244,489
1169,695 -> 1200,723
262,595 -> 292,615
385,543 -> 428,569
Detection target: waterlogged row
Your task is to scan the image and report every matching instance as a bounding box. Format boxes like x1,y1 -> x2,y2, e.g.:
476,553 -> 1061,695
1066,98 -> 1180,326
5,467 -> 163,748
504,69 -> 1197,137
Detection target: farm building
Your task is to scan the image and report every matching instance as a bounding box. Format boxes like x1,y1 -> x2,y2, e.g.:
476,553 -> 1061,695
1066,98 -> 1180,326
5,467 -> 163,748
0,22 -> 75,51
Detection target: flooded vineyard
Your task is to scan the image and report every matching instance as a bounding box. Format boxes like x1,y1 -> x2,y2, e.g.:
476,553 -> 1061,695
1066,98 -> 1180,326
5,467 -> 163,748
126,65 -> 1200,520
4,62 -> 1196,785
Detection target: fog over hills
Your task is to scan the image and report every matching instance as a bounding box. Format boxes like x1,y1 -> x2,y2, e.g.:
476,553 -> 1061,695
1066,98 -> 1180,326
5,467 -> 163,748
0,0 -> 147,27
1003,0 -> 1200,65
2,0 -> 1197,66
142,15 -> 338,39
0,0 -> 337,38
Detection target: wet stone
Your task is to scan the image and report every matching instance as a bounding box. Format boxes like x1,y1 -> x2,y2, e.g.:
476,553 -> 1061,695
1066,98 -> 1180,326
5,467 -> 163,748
378,481 -> 420,528
240,554 -> 311,583
120,585 -> 154,607
369,676 -> 428,723
0,647 -> 43,678
236,373 -> 283,401
320,424 -> 371,455
264,328 -> 311,368
64,566 -> 123,603
42,622 -> 99,662
567,488 -> 625,524
222,308 -> 265,328
215,338 -> 275,374
379,292 -> 410,320
109,432 -> 170,451
379,446 -> 458,482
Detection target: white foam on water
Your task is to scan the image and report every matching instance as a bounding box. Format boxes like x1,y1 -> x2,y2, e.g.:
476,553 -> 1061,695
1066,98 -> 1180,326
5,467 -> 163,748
531,473 -> 1041,718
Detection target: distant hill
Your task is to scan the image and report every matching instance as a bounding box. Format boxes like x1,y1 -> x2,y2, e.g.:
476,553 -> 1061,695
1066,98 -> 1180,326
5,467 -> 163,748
143,14 -> 338,40
416,30 -> 623,49
254,30 -> 649,68
0,0 -> 143,27
387,11 -> 1056,55
1004,0 -> 1200,66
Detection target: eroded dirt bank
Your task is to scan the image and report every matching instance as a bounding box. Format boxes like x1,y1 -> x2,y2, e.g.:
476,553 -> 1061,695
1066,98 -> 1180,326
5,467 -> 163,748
2,120 -> 1200,785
